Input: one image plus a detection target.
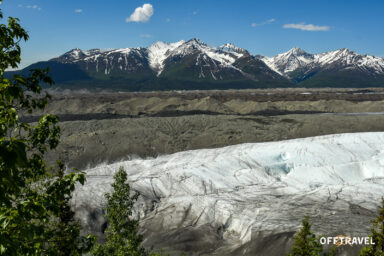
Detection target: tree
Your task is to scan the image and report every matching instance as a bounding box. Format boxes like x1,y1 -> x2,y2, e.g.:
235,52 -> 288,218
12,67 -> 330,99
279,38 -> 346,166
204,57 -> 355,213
288,216 -> 323,256
359,198 -> 384,256
43,162 -> 95,256
0,6 -> 94,255
91,167 -> 167,256
91,167 -> 146,256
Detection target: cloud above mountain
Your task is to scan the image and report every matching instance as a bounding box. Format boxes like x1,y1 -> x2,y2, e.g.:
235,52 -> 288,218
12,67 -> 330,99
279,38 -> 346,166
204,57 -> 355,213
126,3 -> 154,23
283,22 -> 330,31
251,18 -> 276,27
18,4 -> 41,11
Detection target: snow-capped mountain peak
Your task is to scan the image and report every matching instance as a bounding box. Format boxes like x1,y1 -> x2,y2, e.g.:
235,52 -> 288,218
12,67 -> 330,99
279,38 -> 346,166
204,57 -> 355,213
186,38 -> 207,47
217,43 -> 248,55
286,47 -> 308,55
149,40 -> 185,51
313,49 -> 384,73
340,48 -> 352,53
262,47 -> 314,75
167,39 -> 244,67
45,39 -> 384,87
262,46 -> 384,80
220,43 -> 237,49
55,48 -> 88,63
315,48 -> 357,66
148,40 -> 185,75
166,38 -> 210,58
84,49 -> 104,55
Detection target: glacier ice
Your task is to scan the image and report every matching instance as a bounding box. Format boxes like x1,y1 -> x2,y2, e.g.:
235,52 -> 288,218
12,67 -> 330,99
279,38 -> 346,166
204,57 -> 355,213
73,132 -> 384,254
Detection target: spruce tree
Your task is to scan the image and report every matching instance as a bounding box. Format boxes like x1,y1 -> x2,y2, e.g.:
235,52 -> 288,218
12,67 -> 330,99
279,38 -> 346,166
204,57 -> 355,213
91,167 -> 146,256
359,198 -> 384,256
288,216 -> 323,256
91,167 -> 168,256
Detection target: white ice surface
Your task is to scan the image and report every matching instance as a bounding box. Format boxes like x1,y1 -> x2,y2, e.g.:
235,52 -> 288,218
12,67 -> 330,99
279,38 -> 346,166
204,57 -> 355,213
74,132 -> 384,244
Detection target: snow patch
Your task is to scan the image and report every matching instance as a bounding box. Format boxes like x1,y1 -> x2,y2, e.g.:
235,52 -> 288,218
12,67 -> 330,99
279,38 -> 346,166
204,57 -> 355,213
147,40 -> 185,75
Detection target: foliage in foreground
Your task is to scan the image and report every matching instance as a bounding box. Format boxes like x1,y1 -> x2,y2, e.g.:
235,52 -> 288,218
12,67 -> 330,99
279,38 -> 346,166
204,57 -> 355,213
0,5 -> 174,255
359,199 -> 384,256
0,6 -> 94,255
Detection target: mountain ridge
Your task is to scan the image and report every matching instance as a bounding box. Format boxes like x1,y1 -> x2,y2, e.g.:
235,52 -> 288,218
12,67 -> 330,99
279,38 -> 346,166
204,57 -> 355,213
262,47 -> 384,85
8,38 -> 384,90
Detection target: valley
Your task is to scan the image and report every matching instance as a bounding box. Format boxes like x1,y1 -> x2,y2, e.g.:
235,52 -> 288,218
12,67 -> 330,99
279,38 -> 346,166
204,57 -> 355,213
21,88 -> 384,255
29,88 -> 384,170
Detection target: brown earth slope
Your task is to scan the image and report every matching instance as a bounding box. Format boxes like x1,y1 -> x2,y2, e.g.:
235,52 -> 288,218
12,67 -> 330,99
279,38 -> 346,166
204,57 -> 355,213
25,88 -> 384,169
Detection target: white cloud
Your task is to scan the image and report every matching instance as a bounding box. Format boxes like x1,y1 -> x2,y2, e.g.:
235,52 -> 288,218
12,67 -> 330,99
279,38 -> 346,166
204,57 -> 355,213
283,22 -> 330,31
75,9 -> 83,13
251,18 -> 275,27
140,34 -> 152,38
20,4 -> 41,10
126,3 -> 154,23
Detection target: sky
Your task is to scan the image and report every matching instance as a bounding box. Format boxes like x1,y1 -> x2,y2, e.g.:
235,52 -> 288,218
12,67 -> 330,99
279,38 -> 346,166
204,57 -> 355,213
2,0 -> 384,68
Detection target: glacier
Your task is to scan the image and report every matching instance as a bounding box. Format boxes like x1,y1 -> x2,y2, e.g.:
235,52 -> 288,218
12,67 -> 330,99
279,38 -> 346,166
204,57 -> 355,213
73,132 -> 384,255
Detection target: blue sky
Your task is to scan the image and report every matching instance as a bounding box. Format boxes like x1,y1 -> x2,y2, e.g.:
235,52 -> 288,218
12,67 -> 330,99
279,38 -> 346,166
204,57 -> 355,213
2,0 -> 384,68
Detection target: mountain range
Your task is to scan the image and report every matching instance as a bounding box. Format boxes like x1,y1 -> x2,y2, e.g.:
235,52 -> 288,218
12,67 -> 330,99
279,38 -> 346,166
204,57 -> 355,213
8,38 -> 384,90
